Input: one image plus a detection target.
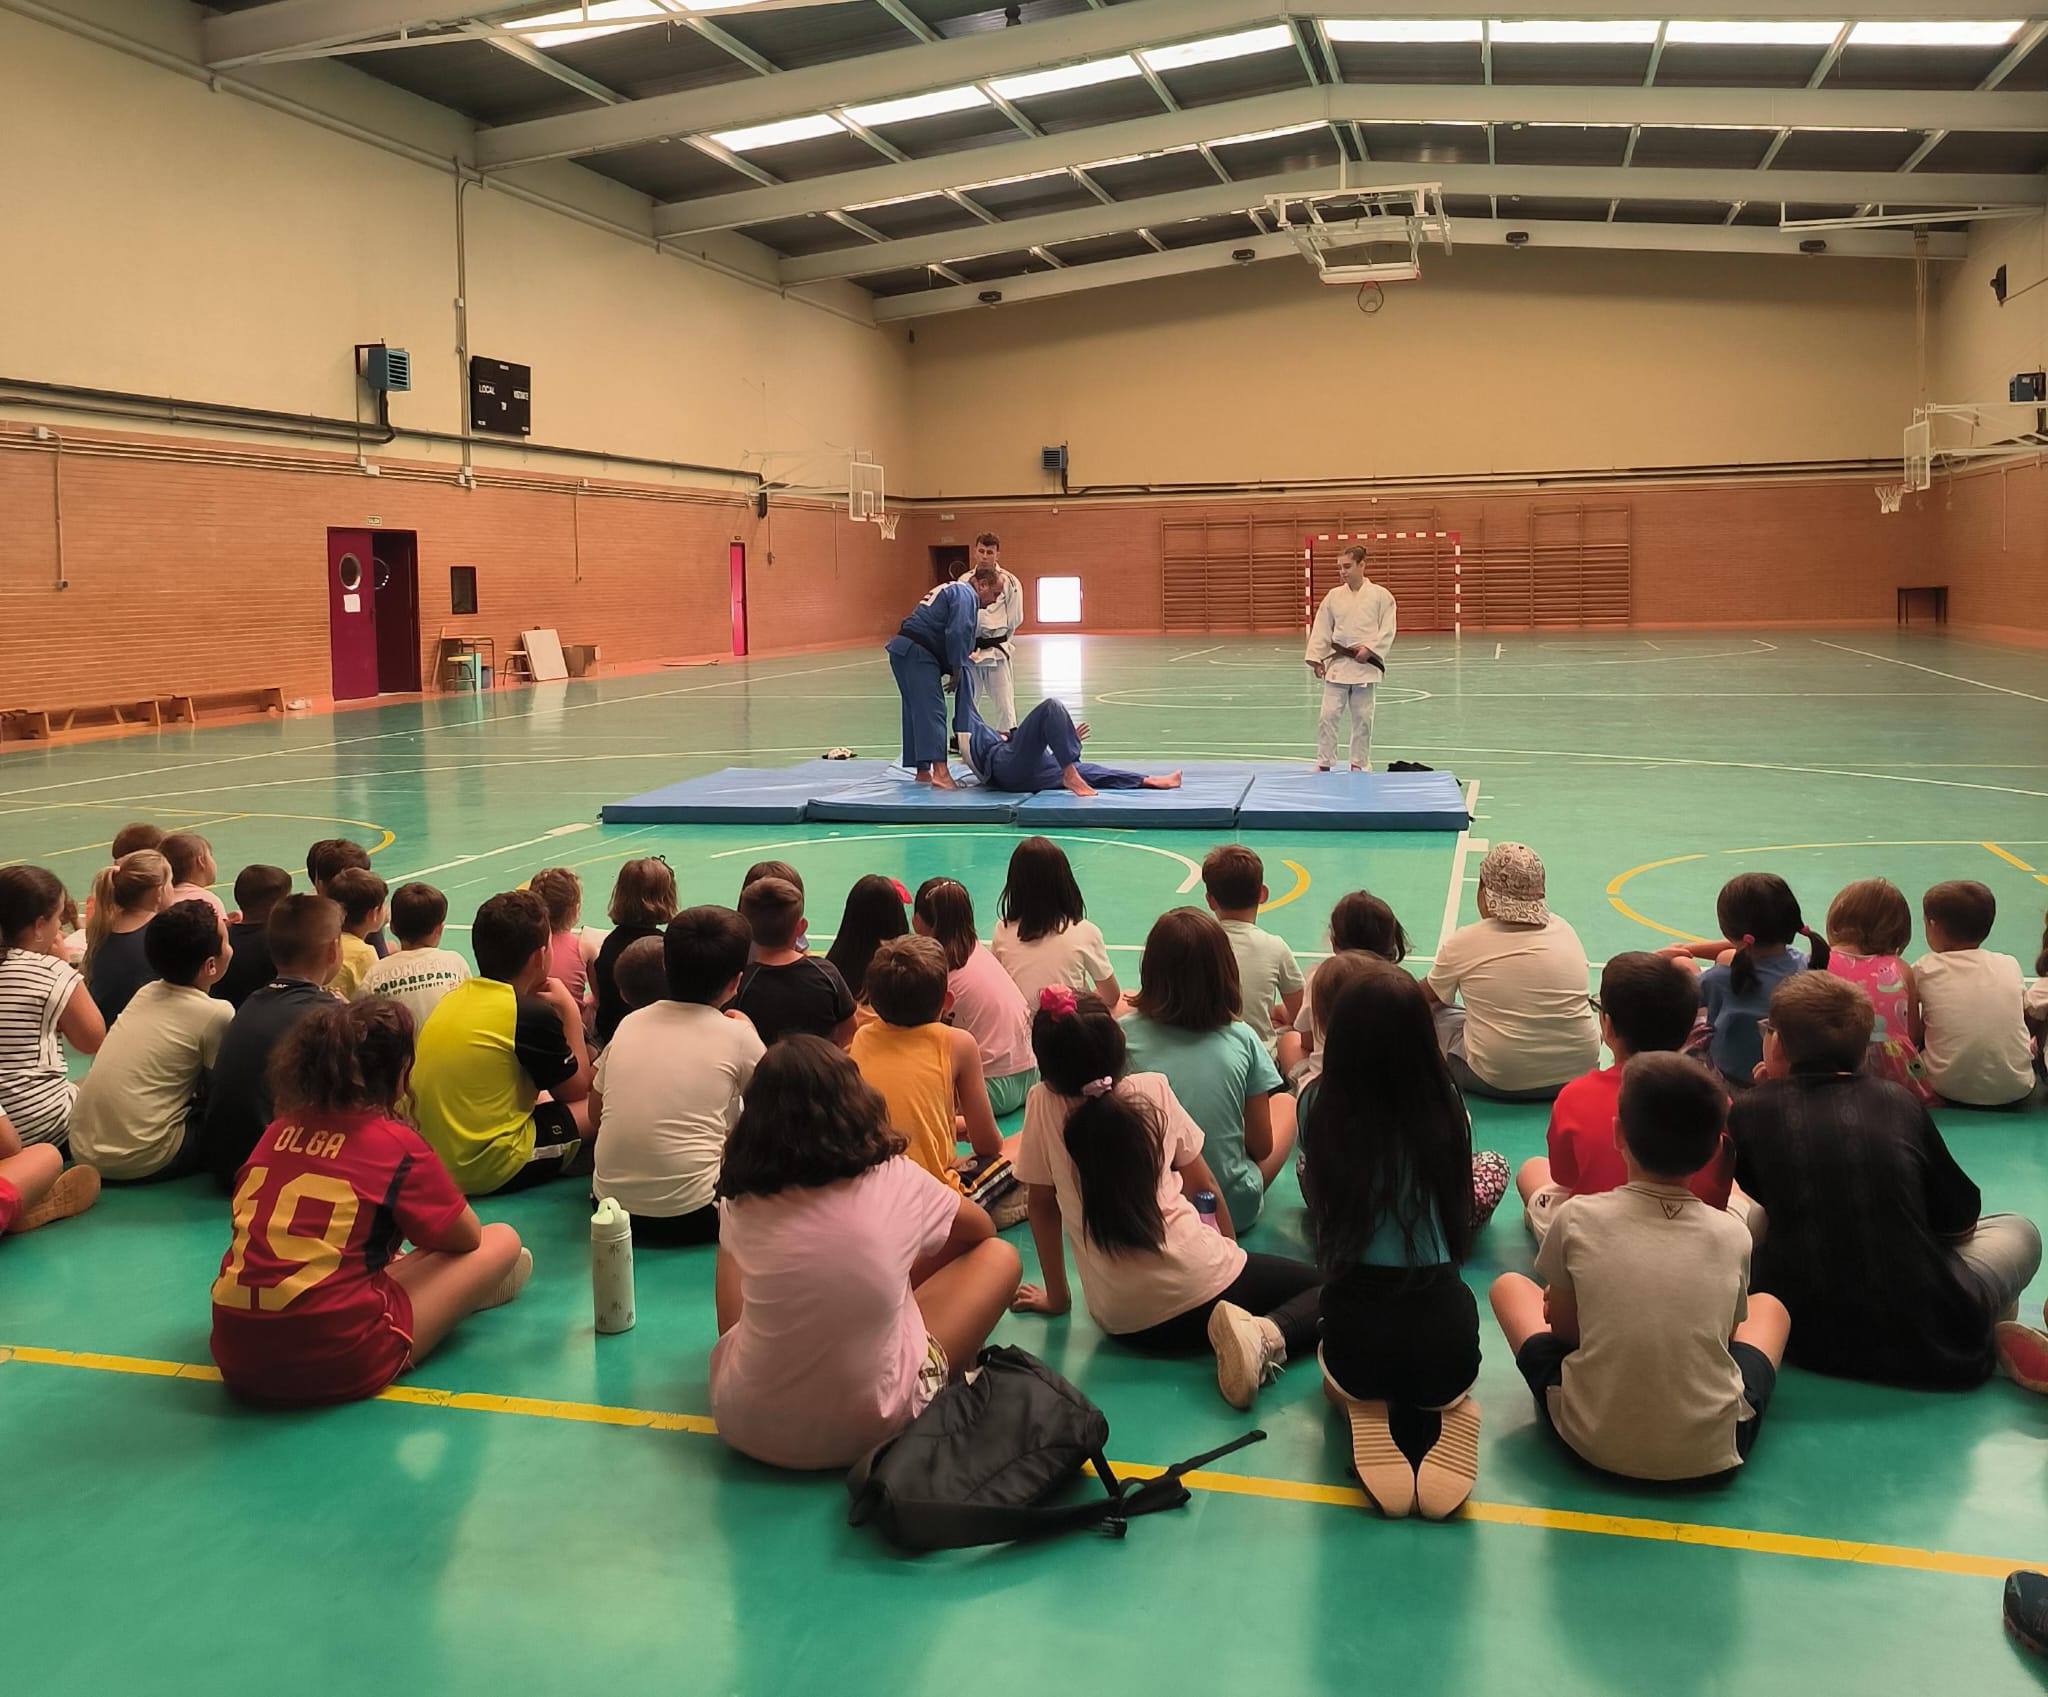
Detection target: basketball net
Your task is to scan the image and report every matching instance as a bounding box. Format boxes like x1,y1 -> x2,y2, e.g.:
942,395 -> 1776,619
1876,484 -> 1907,515
876,512 -> 899,540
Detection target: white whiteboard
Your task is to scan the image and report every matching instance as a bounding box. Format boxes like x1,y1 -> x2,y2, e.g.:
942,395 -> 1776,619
520,628 -> 568,682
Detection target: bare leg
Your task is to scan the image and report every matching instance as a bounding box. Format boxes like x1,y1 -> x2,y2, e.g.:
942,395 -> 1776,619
1733,1292 -> 1791,1367
1140,772 -> 1183,789
1516,1156 -> 1554,1204
1489,1272 -> 1551,1354
388,1222 -> 526,1364
1276,1030 -> 1305,1075
714,1245 -> 743,1336
1256,1092 -> 1299,1186
914,1237 -> 1022,1377
0,1146 -> 66,1228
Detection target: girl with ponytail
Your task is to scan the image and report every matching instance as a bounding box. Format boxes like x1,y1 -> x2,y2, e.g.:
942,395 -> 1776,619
1661,872 -> 1830,1086
1012,987 -> 1323,1411
209,997 -> 530,1407
0,865 -> 105,1148
83,849 -> 171,1023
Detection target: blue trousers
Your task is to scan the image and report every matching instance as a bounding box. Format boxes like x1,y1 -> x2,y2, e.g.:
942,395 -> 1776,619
987,698 -> 1145,792
887,638 -> 956,769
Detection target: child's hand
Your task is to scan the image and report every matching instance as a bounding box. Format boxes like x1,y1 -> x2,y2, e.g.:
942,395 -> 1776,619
1012,1284 -> 1069,1316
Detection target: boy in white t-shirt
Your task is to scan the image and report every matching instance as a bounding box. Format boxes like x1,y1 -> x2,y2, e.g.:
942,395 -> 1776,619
592,906 -> 764,1247
358,883 -> 469,1023
1202,845 -> 1306,1070
1913,881 -> 2036,1108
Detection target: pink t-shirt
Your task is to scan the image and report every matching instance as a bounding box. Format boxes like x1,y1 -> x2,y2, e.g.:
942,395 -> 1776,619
711,1157 -> 959,1470
548,931 -> 589,1000
169,883 -> 228,923
948,943 -> 1034,1081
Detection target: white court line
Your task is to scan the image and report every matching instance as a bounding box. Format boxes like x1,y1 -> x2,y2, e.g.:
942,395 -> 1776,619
1494,643 -> 1503,660
391,821 -> 595,881
1437,780 -> 1486,957
1170,644 -> 1224,662
1810,639 -> 2048,707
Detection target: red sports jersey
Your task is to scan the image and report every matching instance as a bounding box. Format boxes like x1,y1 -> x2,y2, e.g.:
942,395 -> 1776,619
1547,1065 -> 1735,1210
210,1108 -> 469,1405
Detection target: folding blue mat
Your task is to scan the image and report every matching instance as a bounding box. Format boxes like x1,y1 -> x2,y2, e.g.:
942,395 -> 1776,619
599,762 -> 1469,831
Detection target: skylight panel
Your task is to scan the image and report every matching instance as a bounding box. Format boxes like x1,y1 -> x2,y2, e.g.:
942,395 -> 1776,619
1846,19 -> 2021,45
844,86 -> 990,127
710,113 -> 846,152
1490,20 -> 1662,43
1322,19 -> 1484,41
1140,25 -> 1295,71
989,57 -> 1146,100
1663,21 -> 1845,44
508,1 -> 666,49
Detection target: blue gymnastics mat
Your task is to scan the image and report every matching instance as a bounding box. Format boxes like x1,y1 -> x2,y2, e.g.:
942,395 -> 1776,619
599,762 -> 1469,831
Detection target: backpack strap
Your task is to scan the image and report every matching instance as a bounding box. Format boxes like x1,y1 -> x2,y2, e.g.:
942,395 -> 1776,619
1111,1427 -> 1268,1521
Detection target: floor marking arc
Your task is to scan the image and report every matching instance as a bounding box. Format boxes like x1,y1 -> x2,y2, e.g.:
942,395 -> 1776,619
1606,855 -> 1713,943
1259,860 -> 1311,915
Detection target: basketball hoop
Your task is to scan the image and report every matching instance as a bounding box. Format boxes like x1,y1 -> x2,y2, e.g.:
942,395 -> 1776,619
1266,183 -> 1452,286
876,512 -> 900,540
1876,484 -> 1907,514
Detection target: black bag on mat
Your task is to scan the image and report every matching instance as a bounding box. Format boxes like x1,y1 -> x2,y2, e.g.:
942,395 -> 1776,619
845,1345 -> 1264,1552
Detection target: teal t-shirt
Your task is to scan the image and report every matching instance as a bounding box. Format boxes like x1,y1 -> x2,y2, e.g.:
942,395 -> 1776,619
1119,1014 -> 1283,1230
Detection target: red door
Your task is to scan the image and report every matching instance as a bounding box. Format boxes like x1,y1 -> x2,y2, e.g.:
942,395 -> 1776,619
729,542 -> 748,658
327,529 -> 380,701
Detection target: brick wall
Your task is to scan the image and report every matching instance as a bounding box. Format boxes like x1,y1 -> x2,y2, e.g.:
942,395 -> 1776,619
1933,458 -> 2048,647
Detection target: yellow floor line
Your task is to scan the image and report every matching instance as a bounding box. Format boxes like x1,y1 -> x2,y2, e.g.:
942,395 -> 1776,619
1983,842 -> 2038,873
7,1342 -> 2038,1581
1258,860 -> 1311,915
1605,854 -> 1713,943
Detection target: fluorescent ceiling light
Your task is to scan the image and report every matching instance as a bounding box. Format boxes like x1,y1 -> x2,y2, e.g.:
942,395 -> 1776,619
1211,122 -> 1327,147
990,56 -> 1144,100
1846,19 -> 2020,45
1322,19 -> 1483,41
1664,20 -> 1844,44
508,0 -> 666,48
1491,19 -> 1661,42
1525,121 -> 1630,129
1140,25 -> 1294,70
710,113 -> 845,151
845,192 -> 946,212
845,86 -> 989,127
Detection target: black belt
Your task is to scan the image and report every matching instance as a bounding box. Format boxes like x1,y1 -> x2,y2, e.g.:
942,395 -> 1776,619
896,620 -> 951,672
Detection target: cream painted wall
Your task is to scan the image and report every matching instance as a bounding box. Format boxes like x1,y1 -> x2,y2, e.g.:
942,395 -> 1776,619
1930,215 -> 2048,432
0,4 -> 910,486
905,246 -> 1917,494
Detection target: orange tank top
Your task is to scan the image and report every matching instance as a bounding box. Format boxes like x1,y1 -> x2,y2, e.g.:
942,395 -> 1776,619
849,1021 -> 961,1191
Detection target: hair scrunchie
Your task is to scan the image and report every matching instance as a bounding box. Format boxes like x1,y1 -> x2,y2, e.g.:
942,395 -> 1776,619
1038,985 -> 1079,1018
1739,933 -> 1757,948
1080,1076 -> 1115,1099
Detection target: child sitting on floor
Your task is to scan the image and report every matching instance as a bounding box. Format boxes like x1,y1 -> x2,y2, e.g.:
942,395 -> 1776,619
325,869 -> 388,1000
824,875 -> 909,1011
528,867 -> 596,1026
913,878 -> 1037,1117
1822,877 -> 1934,1103
161,832 -> 228,923
83,849 -> 171,1025
209,999 -> 530,1408
0,1107 -> 100,1236
357,883 -> 468,1024
1012,988 -> 1322,1410
306,838 -> 387,956
849,936 -> 1005,1187
0,867 -> 106,1150
710,1035 -> 1020,1470
112,822 -> 166,858
593,858 -> 679,1043
1305,959 -> 1486,1521
68,900 -> 233,1183
992,836 -> 1122,1010
1912,880 -> 2035,1108
593,907 -> 762,1248
733,878 -> 857,1047
2030,913 -> 2048,1071
1492,1052 -> 1790,1482
1202,845 -> 1306,1071
1518,952 -> 1735,1239
613,934 -> 670,1013
214,864 -> 293,1009
739,861 -> 809,955
1662,872 -> 1828,1088
1293,890 -> 1411,1089
1121,908 -> 1292,1236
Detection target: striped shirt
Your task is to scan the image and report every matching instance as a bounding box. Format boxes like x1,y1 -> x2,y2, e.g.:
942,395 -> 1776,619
0,948 -> 86,1145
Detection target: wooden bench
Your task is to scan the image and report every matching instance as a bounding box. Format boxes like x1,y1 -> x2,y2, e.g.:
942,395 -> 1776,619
1,699 -> 163,741
159,686 -> 287,726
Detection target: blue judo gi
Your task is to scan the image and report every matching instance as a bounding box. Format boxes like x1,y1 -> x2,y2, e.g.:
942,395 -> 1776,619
959,696 -> 1146,792
885,580 -> 981,769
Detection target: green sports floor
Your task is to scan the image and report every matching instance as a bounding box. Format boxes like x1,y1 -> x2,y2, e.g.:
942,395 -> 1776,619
5,628 -> 2047,1695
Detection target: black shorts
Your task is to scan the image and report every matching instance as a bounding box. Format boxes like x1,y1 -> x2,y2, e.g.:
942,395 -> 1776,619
1320,1263 -> 1481,1411
493,1102 -> 591,1194
1516,1335 -> 1776,1476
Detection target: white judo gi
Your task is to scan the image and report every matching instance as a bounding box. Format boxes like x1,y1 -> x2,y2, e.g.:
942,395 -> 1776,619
965,567 -> 1025,733
1305,577 -> 1397,770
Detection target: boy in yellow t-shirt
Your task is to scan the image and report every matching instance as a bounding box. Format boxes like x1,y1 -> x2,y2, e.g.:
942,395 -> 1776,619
325,869 -> 388,1000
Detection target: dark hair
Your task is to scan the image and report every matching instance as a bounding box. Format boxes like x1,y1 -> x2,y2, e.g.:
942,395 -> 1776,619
970,563 -> 1003,591
145,898 -> 224,985
1031,992 -> 1163,1256
2037,909 -> 2048,979
716,1035 -> 905,1199
665,905 -> 753,1004
306,838 -> 371,888
1338,544 -> 1366,566
1768,971 -> 1874,1072
1598,952 -> 1700,1056
1825,878 -> 1913,957
473,889 -> 549,981
616,935 -> 670,1009
1302,961 -> 1474,1271
1201,844 -> 1264,912
1715,872 -> 1829,995
913,877 -> 977,971
0,865 -> 66,958
389,882 -> 448,944
527,867 -> 583,930
267,893 -> 343,974
1616,1053 -> 1728,1179
1924,879 -> 1996,947
740,860 -> 803,900
608,857 -> 678,927
1329,890 -> 1409,963
865,934 -> 949,1027
1309,949 -> 1380,1036
159,832 -> 213,885
233,864 -> 293,921
111,822 -> 165,858
825,875 -> 909,999
739,876 -> 805,951
974,531 -> 1001,550
999,836 -> 1086,944
326,868 -> 388,929
1134,907 -> 1240,1032
271,998 -> 415,1116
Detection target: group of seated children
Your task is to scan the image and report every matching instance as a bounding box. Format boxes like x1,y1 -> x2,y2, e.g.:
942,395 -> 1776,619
1,824 -> 2043,1523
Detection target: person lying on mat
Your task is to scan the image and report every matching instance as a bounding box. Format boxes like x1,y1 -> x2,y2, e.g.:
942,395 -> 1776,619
956,697 -> 1181,798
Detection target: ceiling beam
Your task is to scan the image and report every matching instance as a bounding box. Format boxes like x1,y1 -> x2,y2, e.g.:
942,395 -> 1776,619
871,220 -> 1969,320
203,0 -> 528,67
780,161 -> 2046,283
652,83 -> 2048,236
478,0 -> 2042,168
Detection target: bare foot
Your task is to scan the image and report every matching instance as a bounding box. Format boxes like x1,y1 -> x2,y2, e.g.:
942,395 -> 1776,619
1061,769 -> 1099,797
1142,772 -> 1183,789
913,768 -> 933,785
930,768 -> 960,790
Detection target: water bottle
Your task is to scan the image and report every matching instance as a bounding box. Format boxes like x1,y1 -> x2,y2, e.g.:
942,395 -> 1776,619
1194,1191 -> 1222,1234
591,1197 -> 636,1334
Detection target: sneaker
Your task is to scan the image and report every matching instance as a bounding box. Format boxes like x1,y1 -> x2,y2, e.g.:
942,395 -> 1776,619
1996,1323 -> 2048,1394
484,1247 -> 534,1310
990,1189 -> 1030,1231
1207,1301 -> 1282,1411
2006,1571 -> 2048,1660
1414,1397 -> 1481,1521
11,1164 -> 101,1233
1324,1381 -> 1414,1518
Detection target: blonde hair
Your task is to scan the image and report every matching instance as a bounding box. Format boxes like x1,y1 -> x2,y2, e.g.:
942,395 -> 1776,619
85,850 -> 171,977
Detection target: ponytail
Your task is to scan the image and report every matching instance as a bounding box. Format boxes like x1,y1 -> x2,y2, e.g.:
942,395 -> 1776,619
84,866 -> 120,976
1728,937 -> 1759,997
1030,988 -> 1163,1256
1798,923 -> 1831,974
270,997 -> 415,1116
1715,872 -> 1815,998
84,850 -> 170,980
